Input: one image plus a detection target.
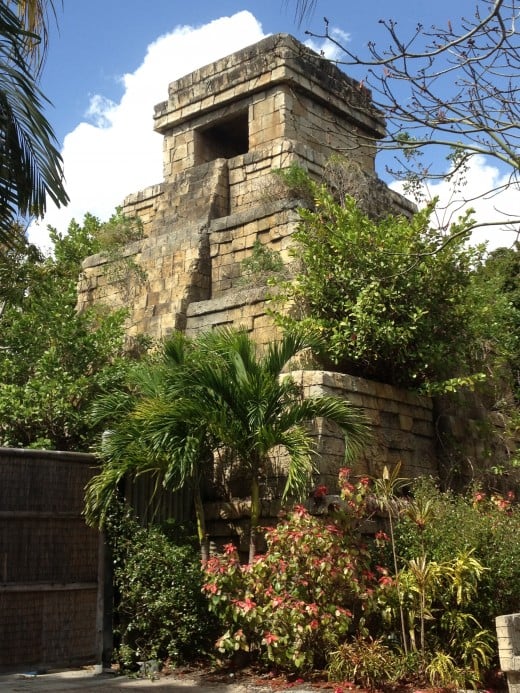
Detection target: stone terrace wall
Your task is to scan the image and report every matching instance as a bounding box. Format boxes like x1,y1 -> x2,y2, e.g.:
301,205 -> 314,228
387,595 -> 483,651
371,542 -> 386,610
292,370 -> 436,489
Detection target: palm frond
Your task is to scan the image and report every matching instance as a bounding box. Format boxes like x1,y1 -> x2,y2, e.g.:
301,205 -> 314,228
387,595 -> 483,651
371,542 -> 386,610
277,426 -> 317,500
0,2 -> 67,247
280,395 -> 371,459
12,0 -> 62,73
263,329 -> 319,376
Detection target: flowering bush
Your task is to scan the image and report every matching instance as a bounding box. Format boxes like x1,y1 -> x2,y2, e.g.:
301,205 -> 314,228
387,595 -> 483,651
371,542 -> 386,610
202,469 -> 511,686
203,471 -> 384,673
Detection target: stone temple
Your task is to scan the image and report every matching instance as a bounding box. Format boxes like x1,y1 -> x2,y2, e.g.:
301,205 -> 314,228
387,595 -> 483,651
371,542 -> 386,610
77,33 -> 412,344
77,34 -> 503,540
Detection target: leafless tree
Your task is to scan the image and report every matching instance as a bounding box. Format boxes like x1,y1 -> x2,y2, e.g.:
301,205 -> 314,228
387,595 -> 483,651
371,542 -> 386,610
293,0 -> 520,240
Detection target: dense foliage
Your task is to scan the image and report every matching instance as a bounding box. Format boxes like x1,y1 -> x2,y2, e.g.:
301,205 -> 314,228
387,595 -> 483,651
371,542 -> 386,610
470,243 -> 520,402
203,469 -> 518,688
393,478 -> 520,633
273,176 -> 485,389
106,508 -> 217,670
0,210 -> 147,450
204,474 -> 379,674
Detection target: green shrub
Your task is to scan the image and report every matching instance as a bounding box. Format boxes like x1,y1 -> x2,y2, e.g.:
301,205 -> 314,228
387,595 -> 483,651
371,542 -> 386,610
107,511 -> 217,670
238,238 -> 284,287
203,471 -> 381,674
272,173 -> 484,389
327,636 -> 403,688
392,479 -> 520,631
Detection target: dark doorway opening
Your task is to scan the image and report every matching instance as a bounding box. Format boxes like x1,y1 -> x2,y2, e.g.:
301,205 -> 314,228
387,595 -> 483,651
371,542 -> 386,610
195,111 -> 249,164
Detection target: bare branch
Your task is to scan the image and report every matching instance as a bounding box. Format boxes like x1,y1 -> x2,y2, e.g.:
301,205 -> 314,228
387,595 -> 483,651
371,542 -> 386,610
300,0 -> 520,226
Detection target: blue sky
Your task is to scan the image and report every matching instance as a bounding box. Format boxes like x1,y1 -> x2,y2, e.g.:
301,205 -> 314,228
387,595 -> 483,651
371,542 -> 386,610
41,0 -> 448,145
31,1 -> 517,250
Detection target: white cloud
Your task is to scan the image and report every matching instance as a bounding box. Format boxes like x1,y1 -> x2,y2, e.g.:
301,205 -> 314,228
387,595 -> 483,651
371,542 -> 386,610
389,156 -> 519,252
29,11 -> 266,248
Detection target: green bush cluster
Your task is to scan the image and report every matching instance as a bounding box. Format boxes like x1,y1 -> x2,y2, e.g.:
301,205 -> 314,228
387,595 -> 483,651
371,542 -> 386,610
106,510 -> 217,671
272,167 -> 488,389
393,478 -> 520,631
0,210 -> 148,450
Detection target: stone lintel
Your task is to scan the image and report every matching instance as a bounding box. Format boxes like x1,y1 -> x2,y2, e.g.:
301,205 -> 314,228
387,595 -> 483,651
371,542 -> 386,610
209,197 -> 301,234
187,286 -> 268,319
153,34 -> 385,139
289,369 -> 433,412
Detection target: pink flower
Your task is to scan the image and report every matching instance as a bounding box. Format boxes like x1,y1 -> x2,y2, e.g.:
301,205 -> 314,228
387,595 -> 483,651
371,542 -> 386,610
262,631 -> 279,645
379,575 -> 394,586
335,607 -> 352,618
233,597 -> 256,613
339,467 -> 351,481
305,602 -> 319,616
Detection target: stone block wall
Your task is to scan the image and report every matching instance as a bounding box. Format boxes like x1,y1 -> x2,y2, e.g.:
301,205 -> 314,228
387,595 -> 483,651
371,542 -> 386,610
154,35 -> 384,182
291,370 -> 436,489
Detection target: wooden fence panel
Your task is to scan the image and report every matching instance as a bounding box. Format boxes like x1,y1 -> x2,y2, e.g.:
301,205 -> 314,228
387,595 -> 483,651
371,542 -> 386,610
0,448 -> 99,672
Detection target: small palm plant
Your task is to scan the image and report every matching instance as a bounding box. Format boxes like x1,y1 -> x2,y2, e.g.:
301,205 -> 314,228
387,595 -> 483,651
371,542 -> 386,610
85,328 -> 371,562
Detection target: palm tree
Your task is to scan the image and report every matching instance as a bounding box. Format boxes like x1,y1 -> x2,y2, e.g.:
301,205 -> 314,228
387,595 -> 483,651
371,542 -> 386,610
85,328 -> 371,562
0,1 -> 68,247
85,334 -> 215,560
172,328 -> 371,561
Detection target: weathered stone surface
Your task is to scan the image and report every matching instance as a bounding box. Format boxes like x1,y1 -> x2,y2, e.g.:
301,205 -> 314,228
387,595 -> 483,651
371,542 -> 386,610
78,34 -> 405,340
496,614 -> 520,693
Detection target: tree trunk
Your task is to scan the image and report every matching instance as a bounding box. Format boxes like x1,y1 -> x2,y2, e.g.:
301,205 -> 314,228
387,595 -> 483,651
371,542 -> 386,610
193,484 -> 209,562
248,475 -> 261,564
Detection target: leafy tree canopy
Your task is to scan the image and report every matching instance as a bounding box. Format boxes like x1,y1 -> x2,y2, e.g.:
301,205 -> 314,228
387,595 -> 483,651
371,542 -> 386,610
272,169 -> 488,390
0,210 -> 148,450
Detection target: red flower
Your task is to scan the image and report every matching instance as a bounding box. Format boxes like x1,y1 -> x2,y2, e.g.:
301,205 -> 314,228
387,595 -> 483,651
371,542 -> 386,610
313,484 -> 328,500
